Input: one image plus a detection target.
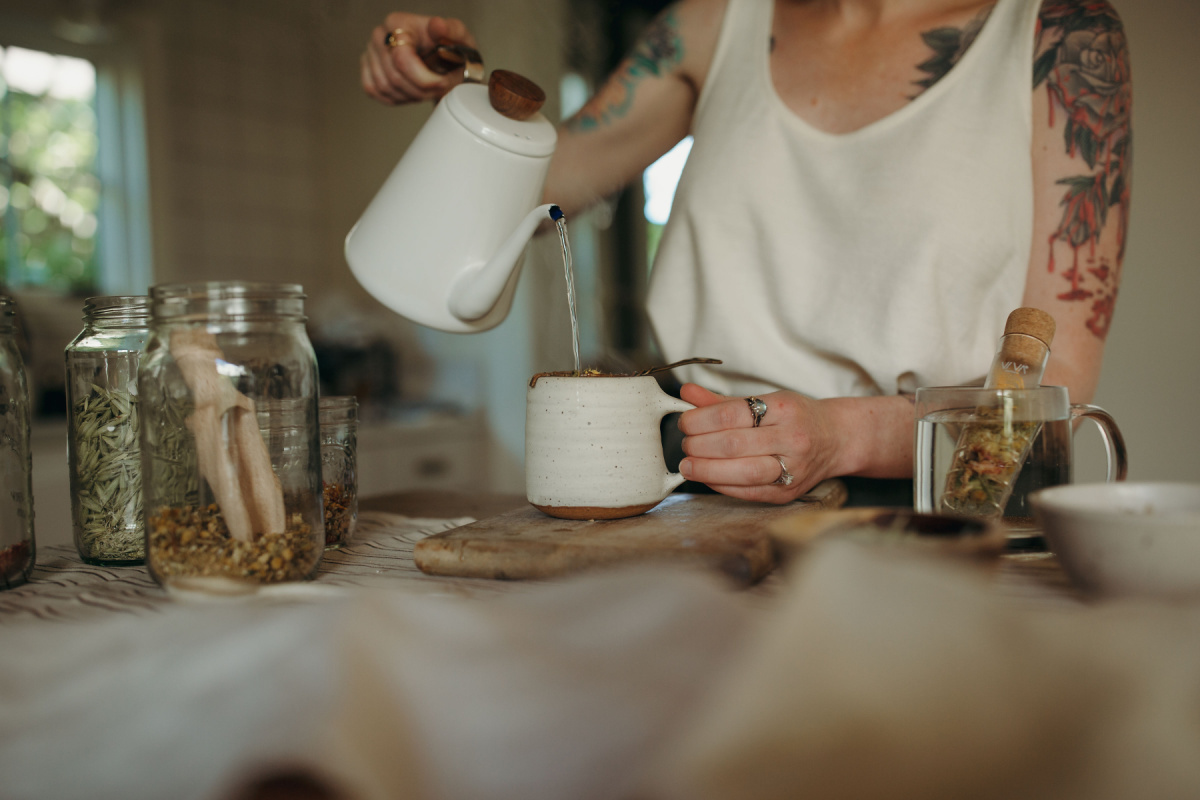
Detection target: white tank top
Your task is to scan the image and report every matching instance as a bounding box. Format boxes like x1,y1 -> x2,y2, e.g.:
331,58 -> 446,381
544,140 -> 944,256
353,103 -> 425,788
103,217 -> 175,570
646,0 -> 1042,398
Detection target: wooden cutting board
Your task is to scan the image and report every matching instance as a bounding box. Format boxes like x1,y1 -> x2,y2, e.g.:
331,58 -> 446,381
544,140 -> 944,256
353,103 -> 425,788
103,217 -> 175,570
413,479 -> 847,584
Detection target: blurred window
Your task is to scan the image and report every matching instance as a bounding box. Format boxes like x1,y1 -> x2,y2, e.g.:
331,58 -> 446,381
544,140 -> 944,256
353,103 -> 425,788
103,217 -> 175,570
643,136 -> 692,267
0,35 -> 151,296
0,45 -> 100,292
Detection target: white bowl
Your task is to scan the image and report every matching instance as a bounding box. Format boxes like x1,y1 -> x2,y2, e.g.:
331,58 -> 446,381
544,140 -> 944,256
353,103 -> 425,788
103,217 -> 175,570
1030,482 -> 1200,599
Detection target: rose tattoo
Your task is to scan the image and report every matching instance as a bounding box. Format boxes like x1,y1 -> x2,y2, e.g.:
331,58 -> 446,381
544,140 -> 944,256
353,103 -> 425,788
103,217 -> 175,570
1036,1 -> 1132,340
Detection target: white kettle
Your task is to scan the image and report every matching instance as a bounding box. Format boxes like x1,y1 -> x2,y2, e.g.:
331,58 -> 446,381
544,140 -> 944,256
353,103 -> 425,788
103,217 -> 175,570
345,70 -> 559,333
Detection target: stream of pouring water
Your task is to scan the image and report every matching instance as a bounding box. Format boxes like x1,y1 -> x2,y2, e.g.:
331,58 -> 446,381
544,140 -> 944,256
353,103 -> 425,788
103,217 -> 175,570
554,214 -> 582,375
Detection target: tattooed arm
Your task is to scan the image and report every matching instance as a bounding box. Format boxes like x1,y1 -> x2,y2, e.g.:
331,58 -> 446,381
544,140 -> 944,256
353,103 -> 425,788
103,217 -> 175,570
544,0 -> 726,216
1026,0 -> 1131,403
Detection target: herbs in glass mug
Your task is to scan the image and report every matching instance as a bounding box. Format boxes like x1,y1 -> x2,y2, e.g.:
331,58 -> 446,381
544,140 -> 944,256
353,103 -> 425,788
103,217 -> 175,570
938,406 -> 1040,517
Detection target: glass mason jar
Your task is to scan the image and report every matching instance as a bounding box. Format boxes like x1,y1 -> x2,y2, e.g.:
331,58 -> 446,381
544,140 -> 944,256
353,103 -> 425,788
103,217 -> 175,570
139,282 -> 323,586
319,396 -> 358,550
65,296 -> 151,566
0,297 -> 35,589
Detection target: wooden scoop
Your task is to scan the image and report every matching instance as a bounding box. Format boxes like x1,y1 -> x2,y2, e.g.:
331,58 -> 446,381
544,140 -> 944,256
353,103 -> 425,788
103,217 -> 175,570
488,70 -> 546,120
170,329 -> 286,542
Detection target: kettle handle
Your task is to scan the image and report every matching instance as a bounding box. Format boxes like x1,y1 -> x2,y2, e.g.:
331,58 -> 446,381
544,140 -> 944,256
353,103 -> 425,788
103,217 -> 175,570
429,40 -> 485,84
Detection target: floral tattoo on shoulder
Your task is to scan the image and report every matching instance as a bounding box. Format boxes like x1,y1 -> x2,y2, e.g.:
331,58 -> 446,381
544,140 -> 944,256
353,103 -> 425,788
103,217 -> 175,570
567,7 -> 685,133
1035,0 -> 1132,340
913,5 -> 996,95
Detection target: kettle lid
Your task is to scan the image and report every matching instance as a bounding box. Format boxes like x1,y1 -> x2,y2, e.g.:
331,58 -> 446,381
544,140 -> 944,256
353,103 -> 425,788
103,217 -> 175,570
443,83 -> 557,158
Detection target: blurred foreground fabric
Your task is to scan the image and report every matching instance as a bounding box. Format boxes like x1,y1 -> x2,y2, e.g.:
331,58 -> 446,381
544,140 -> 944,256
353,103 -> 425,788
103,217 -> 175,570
2,537 -> 1200,800
643,543 -> 1200,800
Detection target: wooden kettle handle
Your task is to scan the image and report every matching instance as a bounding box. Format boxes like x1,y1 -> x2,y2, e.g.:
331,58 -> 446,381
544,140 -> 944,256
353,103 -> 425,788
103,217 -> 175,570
488,70 -> 546,120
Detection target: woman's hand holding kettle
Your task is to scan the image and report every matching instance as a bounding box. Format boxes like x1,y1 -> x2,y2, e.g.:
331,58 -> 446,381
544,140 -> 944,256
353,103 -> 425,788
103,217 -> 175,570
361,13 -> 480,105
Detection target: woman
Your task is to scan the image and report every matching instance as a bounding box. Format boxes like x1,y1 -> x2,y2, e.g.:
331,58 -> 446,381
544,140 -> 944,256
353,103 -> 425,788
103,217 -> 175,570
361,0 -> 1131,503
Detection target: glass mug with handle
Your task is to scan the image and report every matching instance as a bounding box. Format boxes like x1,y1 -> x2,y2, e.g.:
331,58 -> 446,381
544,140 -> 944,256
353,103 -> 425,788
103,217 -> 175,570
914,386 -> 1127,530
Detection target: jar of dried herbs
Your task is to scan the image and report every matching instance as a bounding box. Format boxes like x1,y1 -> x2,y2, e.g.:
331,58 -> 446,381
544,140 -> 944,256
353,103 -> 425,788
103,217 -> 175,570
65,296 -> 151,566
139,282 -> 323,587
319,396 -> 358,549
0,296 -> 35,590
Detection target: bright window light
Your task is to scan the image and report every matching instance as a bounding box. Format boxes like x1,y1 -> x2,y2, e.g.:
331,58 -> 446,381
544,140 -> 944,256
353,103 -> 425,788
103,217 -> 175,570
1,46 -> 95,100
643,136 -> 692,226
559,72 -> 589,121
1,44 -> 101,291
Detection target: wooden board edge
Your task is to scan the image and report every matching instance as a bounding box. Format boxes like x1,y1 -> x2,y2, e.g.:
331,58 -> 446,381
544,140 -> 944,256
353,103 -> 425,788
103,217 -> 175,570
414,533 -> 776,585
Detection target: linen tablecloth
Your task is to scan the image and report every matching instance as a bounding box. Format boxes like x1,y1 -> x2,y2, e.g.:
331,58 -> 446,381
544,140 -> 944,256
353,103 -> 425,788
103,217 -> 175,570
4,517 -> 1200,800
0,512 -> 507,626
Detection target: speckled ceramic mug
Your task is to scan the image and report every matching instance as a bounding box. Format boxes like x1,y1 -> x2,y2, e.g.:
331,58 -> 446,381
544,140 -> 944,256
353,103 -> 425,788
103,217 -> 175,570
525,375 -> 695,519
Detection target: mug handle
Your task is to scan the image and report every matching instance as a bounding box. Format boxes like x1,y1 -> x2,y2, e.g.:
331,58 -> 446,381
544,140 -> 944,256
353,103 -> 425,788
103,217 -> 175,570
657,394 -> 697,494
1069,404 -> 1129,482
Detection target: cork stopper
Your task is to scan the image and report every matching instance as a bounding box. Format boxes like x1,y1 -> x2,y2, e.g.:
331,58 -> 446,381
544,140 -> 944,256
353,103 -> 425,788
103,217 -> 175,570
1003,307 -> 1055,347
992,307 -> 1055,388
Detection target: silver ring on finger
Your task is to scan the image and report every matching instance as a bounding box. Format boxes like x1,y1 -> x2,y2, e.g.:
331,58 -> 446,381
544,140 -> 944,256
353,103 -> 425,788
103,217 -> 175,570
772,455 -> 794,486
745,396 -> 767,428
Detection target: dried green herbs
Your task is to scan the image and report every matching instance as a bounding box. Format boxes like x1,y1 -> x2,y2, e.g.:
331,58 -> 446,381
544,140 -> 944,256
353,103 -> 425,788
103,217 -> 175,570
145,395 -> 200,510
71,385 -> 144,563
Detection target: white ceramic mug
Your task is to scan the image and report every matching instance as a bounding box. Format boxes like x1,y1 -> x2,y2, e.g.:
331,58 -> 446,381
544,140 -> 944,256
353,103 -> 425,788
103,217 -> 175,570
526,376 -> 695,519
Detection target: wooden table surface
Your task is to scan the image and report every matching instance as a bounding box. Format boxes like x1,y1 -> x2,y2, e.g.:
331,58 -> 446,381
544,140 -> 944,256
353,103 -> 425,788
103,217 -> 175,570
361,490 -> 1082,604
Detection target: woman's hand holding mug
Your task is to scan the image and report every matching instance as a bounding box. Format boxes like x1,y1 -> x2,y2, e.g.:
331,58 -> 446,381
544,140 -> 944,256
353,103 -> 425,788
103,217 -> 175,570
677,384 -> 845,503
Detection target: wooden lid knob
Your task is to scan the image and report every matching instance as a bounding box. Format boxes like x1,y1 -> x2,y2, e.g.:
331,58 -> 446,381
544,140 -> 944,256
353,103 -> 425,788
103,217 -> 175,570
1004,307 -> 1056,347
488,70 -> 546,120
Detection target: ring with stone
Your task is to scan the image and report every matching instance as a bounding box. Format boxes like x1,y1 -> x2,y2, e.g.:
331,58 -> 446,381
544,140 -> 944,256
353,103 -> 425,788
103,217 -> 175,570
384,28 -> 412,48
745,396 -> 767,428
772,455 -> 794,486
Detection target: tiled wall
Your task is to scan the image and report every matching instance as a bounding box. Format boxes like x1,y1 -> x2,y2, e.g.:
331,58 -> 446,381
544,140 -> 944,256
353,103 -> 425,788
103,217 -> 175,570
151,0 -> 327,290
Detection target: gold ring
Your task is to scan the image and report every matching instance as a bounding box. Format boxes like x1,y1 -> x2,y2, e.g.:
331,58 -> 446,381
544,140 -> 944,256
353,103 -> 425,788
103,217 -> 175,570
384,28 -> 411,49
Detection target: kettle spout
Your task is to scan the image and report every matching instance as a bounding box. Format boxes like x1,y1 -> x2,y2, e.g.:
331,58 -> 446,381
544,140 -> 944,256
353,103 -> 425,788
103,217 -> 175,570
448,204 -> 561,322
